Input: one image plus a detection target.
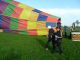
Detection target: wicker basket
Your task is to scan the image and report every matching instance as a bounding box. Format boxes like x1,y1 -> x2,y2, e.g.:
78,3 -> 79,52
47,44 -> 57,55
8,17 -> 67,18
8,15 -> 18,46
72,32 -> 80,41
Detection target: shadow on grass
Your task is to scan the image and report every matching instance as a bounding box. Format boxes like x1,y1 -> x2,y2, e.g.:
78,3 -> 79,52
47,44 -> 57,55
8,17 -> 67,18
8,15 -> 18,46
36,38 -> 53,53
5,48 -> 21,60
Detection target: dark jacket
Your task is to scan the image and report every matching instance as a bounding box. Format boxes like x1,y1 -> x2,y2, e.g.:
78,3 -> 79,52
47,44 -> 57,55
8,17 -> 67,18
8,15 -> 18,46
55,30 -> 62,41
56,30 -> 61,37
48,28 -> 54,39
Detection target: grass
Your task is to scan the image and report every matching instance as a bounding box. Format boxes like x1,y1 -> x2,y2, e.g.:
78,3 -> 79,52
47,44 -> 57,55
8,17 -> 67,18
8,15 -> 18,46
0,32 -> 80,60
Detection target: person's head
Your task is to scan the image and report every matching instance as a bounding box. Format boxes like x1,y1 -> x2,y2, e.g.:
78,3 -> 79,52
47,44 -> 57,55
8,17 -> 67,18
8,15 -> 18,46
56,27 -> 60,31
58,18 -> 61,22
48,26 -> 52,29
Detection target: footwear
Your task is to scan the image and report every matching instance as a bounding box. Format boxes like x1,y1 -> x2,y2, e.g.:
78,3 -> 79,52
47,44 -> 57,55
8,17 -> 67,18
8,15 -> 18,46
45,48 -> 48,51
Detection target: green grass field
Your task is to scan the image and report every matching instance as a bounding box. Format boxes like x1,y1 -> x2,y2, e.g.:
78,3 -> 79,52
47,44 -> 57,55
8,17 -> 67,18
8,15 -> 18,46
0,32 -> 80,60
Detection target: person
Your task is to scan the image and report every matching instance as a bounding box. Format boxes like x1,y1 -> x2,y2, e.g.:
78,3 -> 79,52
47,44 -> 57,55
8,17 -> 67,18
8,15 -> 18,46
52,27 -> 63,54
45,26 -> 54,50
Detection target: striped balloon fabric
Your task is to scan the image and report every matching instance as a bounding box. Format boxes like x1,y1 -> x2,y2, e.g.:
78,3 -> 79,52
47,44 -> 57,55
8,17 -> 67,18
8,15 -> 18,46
0,0 -> 61,35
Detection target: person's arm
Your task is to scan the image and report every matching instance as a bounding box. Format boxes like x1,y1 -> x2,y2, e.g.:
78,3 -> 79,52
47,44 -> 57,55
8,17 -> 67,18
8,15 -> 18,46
56,31 -> 62,38
56,35 -> 62,38
61,31 -> 63,38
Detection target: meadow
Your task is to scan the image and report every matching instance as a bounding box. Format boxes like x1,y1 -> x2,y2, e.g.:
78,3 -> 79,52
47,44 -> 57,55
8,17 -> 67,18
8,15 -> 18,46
0,32 -> 80,60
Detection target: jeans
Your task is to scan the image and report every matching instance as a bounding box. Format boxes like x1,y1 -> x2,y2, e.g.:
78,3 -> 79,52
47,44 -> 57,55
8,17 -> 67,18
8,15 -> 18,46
52,38 -> 62,54
45,37 -> 52,48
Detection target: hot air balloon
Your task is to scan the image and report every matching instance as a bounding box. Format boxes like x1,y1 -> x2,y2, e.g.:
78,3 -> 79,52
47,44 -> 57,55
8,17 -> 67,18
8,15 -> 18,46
0,0 -> 61,35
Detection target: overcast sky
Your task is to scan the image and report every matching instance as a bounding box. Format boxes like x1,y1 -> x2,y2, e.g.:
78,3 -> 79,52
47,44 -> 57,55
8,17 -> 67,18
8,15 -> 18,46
16,0 -> 80,26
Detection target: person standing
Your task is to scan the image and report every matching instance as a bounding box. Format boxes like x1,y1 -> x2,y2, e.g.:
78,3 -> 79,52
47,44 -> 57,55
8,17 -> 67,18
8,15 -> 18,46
52,27 -> 63,54
45,26 -> 54,50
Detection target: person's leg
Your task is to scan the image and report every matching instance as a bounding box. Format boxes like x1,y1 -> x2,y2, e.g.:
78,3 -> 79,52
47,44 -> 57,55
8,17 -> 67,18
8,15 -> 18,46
52,37 -> 57,52
56,39 -> 62,54
45,38 -> 51,50
52,40 -> 56,50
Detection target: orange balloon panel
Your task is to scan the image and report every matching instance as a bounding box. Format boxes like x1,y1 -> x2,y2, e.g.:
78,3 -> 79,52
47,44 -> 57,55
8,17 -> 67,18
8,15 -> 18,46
47,16 -> 58,22
11,7 -> 23,18
18,19 -> 27,30
27,29 -> 37,35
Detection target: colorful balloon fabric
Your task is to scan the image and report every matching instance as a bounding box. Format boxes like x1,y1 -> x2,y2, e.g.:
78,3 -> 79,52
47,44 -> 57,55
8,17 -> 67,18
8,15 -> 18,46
0,0 -> 61,35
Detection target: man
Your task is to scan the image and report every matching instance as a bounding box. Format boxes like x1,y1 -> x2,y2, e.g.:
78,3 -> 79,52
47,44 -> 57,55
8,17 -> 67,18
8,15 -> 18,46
52,27 -> 62,54
45,26 -> 54,50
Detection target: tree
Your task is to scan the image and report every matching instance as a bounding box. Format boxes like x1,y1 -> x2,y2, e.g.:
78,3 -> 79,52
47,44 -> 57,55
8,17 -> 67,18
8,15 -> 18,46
75,20 -> 80,27
72,22 -> 75,29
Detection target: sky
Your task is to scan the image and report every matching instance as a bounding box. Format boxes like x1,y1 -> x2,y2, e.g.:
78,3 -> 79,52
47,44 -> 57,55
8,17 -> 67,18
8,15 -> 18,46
16,0 -> 80,26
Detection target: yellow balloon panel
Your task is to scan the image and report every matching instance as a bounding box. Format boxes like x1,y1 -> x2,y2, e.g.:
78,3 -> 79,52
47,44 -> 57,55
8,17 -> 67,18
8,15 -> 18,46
28,12 -> 39,21
18,3 -> 34,10
19,9 -> 31,19
27,21 -> 37,29
37,21 -> 46,29
37,29 -> 48,35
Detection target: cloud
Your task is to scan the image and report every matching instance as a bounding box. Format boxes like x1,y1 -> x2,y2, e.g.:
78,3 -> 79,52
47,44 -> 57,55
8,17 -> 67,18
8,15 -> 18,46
39,8 -> 80,26
40,8 -> 80,16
